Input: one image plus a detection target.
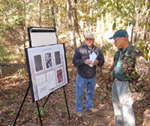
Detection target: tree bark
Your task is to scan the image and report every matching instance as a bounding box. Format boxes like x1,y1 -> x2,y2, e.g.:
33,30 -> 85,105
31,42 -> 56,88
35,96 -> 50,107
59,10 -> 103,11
73,0 -> 82,46
39,0 -> 42,27
144,0 -> 150,61
134,0 -> 141,43
67,0 -> 77,50
143,0 -> 150,41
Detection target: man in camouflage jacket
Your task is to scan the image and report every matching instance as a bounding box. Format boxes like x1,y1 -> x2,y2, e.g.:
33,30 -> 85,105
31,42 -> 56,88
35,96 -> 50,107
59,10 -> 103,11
108,29 -> 148,126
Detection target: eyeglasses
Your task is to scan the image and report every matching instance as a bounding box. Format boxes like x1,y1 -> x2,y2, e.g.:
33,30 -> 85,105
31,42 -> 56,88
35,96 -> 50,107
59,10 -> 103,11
114,38 -> 122,44
114,37 -> 121,42
85,38 -> 93,41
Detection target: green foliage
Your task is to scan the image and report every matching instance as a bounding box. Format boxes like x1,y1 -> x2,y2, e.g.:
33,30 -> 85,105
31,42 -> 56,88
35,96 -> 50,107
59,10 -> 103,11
137,92 -> 145,101
0,48 -> 12,64
35,107 -> 46,117
18,68 -> 26,78
0,46 -> 4,55
0,33 -> 5,38
57,102 -> 66,110
134,40 -> 149,61
40,107 -> 46,116
8,111 -> 15,116
110,49 -> 116,56
112,22 -> 116,30
10,94 -> 15,101
147,25 -> 150,30
99,95 -> 104,100
134,41 -> 145,51
101,43 -> 113,55
87,18 -> 93,24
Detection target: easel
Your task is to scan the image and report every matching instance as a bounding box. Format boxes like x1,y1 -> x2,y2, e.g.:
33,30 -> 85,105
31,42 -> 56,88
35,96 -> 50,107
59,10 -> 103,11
13,8 -> 70,125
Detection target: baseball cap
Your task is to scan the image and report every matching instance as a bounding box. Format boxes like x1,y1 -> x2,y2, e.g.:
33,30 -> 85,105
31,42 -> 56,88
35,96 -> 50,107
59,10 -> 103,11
85,31 -> 94,39
109,29 -> 128,39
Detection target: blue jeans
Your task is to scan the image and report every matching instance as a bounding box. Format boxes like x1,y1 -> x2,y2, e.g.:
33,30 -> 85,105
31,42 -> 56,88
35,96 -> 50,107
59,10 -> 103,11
75,74 -> 96,112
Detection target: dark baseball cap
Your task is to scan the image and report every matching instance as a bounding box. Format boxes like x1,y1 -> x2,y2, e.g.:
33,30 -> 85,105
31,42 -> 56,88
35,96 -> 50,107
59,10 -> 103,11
109,29 -> 128,39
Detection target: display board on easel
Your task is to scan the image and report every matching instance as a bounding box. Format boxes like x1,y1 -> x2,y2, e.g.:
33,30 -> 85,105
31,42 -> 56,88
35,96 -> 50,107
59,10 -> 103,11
26,44 -> 69,102
27,27 -> 69,102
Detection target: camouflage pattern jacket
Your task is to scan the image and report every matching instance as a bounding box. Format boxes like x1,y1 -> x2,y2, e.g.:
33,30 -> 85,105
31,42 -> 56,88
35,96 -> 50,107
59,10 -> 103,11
108,43 -> 148,93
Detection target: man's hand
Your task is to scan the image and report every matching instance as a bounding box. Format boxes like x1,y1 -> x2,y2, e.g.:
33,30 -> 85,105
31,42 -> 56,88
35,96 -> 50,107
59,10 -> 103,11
92,59 -> 99,66
85,59 -> 92,65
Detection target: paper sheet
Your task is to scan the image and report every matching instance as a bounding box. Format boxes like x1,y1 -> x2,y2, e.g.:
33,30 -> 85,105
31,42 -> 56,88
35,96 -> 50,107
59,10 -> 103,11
89,52 -> 97,67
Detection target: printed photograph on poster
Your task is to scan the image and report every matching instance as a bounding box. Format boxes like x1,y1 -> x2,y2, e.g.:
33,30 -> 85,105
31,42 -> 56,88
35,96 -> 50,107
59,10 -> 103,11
33,54 -> 43,72
45,52 -> 52,69
54,51 -> 61,65
26,44 -> 69,102
56,68 -> 63,84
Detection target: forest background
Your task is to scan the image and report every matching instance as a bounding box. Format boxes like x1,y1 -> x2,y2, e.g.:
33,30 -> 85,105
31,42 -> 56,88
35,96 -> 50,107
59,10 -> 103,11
0,0 -> 150,126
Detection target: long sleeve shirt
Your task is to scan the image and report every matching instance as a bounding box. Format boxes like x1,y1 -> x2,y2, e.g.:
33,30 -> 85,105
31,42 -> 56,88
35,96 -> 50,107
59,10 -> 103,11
73,44 -> 104,79
109,43 -> 148,92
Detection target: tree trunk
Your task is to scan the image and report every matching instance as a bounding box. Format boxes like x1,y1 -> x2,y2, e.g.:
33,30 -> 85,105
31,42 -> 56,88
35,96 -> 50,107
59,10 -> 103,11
100,15 -> 104,48
67,0 -> 77,50
134,0 -> 141,43
73,0 -> 82,46
96,17 -> 101,41
51,7 -> 56,30
23,0 -> 26,64
131,25 -> 134,43
39,0 -> 42,27
89,7 -> 93,31
143,0 -> 150,41
144,0 -> 150,61
50,0 -> 57,30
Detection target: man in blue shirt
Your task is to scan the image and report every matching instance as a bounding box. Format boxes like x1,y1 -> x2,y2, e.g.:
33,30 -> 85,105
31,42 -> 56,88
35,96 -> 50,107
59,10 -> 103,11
73,31 -> 104,117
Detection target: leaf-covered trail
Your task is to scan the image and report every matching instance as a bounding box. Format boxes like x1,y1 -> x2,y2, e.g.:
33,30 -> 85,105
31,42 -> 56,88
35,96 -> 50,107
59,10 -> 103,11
0,63 -> 150,126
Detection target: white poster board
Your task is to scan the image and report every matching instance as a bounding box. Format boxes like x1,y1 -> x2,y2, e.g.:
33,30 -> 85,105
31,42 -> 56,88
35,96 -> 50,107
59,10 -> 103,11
26,44 -> 69,102
28,27 -> 57,47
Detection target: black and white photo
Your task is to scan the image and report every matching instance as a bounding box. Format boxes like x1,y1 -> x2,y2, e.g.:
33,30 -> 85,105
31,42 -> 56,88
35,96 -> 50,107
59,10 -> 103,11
45,52 -> 52,69
34,54 -> 43,72
54,51 -> 61,65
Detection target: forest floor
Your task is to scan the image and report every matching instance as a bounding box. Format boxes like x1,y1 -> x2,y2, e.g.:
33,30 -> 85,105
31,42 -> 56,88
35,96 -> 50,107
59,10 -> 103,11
0,45 -> 150,126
